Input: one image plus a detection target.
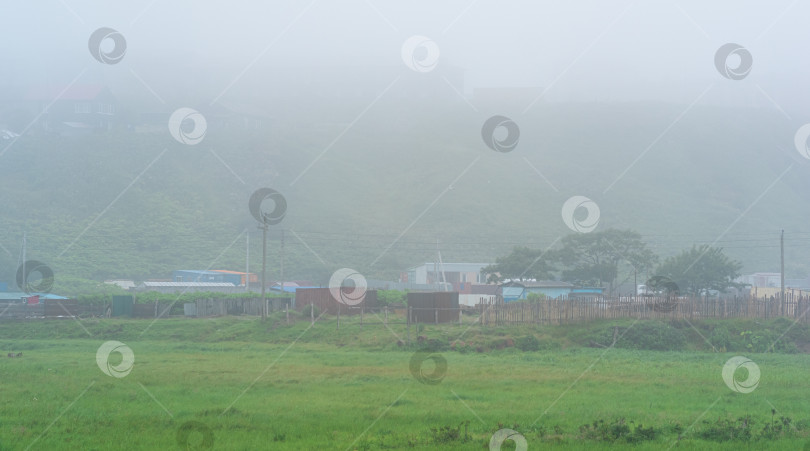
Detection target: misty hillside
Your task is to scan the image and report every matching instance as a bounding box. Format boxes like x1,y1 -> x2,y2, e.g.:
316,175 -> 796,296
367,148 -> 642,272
1,2 -> 809,295
1,98 -> 808,291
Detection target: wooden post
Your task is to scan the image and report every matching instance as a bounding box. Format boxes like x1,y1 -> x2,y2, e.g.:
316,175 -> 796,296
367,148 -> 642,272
310,302 -> 314,325
384,305 -> 388,325
260,224 -> 267,321
407,306 -> 411,345
435,308 -> 438,325
458,307 -> 462,325
690,298 -> 694,321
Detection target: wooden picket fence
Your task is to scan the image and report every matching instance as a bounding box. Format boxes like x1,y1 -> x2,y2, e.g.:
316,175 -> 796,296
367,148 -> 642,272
0,300 -> 106,320
476,294 -> 810,326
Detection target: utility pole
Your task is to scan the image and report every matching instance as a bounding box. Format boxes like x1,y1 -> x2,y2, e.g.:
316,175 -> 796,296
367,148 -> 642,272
261,224 -> 268,321
249,187 -> 287,322
437,238 -> 448,291
245,232 -> 249,292
280,229 -> 285,300
21,232 -> 26,290
781,229 -> 785,304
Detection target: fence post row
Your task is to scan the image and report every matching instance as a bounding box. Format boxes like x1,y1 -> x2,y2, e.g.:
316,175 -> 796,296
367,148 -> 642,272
5,294 -> 806,327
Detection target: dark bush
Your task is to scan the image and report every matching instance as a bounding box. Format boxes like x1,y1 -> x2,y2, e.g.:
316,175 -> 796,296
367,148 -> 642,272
696,416 -> 753,442
578,418 -> 657,443
710,325 -> 731,351
516,335 -> 540,351
588,322 -> 687,351
430,421 -> 469,444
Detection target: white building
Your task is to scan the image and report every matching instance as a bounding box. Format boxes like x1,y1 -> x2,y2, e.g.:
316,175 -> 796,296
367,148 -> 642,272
402,263 -> 492,285
737,273 -> 781,288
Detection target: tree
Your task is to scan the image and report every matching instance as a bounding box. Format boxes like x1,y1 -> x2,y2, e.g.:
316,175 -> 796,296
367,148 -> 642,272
377,290 -> 407,305
482,246 -> 555,284
555,229 -> 657,294
654,244 -> 742,296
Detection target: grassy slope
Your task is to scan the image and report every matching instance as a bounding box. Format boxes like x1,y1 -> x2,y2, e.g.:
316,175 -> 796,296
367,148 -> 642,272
0,101 -> 809,292
0,316 -> 809,449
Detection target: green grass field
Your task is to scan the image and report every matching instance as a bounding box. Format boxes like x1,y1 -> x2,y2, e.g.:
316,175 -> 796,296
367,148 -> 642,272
1,314 -> 809,450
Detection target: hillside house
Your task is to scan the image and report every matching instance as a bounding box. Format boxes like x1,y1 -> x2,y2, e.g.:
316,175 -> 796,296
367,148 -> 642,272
23,85 -> 117,135
501,281 -> 575,302
172,270 -> 256,287
401,262 -> 493,285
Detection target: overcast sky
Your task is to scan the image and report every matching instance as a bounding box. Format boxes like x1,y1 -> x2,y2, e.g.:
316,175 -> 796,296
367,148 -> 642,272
1,1 -> 808,113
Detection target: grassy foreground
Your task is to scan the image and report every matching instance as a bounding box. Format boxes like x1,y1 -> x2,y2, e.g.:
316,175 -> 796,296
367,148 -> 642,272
0,315 -> 809,450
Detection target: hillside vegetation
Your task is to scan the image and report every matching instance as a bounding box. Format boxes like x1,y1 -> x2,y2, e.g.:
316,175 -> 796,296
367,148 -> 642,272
1,101 -> 808,294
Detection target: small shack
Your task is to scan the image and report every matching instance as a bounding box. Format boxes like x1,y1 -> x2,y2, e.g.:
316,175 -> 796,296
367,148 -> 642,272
407,292 -> 459,323
294,287 -> 378,315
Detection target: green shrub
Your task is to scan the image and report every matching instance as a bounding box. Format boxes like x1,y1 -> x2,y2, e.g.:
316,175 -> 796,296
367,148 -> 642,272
710,325 -> 731,351
587,322 -> 686,351
578,418 -> 656,443
516,335 -> 540,351
377,290 -> 406,305
696,416 -> 753,442
418,338 -> 448,352
301,304 -> 320,318
740,330 -> 798,353
430,421 -> 469,444
527,292 -> 545,303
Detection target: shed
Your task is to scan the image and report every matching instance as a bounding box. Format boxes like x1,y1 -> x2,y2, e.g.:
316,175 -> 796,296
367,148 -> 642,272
112,295 -> 134,317
294,287 -> 378,315
407,292 -> 459,323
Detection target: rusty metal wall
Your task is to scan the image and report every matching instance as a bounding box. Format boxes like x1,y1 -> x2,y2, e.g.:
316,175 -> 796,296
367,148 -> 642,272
44,299 -> 79,317
294,288 -> 378,315
407,292 -> 459,323
194,297 -> 291,317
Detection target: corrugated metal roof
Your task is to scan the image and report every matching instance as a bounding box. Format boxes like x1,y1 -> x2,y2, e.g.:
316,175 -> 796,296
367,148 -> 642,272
571,287 -> 604,293
410,263 -> 493,272
504,281 -> 573,288
142,282 -> 235,287
175,270 -> 220,275
271,285 -> 318,293
0,292 -> 69,300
